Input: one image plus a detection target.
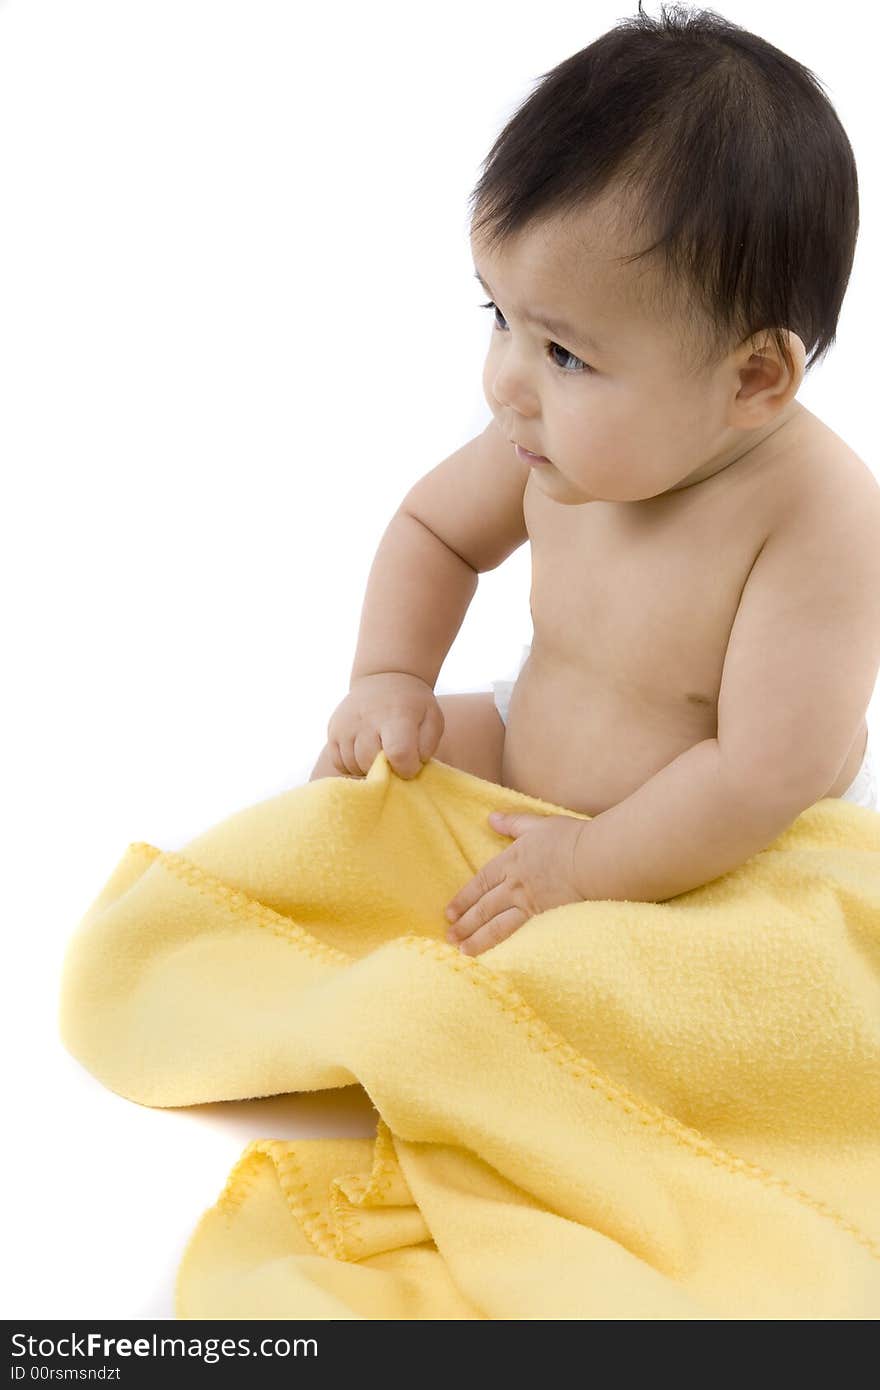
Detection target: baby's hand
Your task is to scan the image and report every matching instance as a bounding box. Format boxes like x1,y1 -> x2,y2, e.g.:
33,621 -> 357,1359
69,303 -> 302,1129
325,672 -> 445,779
444,810 -> 589,956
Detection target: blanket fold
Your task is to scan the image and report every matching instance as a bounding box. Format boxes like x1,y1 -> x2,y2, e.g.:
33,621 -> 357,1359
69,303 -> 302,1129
58,753 -> 880,1319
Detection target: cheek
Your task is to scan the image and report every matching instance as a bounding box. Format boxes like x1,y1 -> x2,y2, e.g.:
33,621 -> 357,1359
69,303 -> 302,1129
562,406 -> 633,470
558,411 -> 662,499
584,388 -> 673,460
481,351 -> 500,408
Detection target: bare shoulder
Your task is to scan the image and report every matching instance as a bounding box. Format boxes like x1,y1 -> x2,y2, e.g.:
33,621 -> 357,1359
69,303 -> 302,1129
743,415 -> 880,636
774,415 -> 880,559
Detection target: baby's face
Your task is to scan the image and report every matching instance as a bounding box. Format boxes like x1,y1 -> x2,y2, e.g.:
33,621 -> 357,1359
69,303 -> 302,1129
470,204 -> 791,506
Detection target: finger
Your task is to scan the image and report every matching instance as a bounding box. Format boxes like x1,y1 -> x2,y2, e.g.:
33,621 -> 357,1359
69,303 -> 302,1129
335,738 -> 363,777
444,873 -> 486,928
324,741 -> 344,774
417,704 -> 445,762
488,811 -> 545,836
447,876 -> 510,941
380,716 -> 422,778
459,906 -> 526,957
325,744 -> 348,777
353,729 -> 381,775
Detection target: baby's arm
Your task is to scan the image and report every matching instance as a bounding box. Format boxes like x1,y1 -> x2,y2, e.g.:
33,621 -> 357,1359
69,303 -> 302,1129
348,420 -> 529,689
573,471 -> 880,903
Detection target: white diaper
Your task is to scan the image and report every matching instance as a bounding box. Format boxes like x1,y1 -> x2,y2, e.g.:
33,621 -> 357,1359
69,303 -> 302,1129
491,643 -> 532,727
839,724 -> 878,810
491,644 -> 878,812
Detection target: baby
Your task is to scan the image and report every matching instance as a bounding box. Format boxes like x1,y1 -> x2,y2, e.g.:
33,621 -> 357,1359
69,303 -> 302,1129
308,4 -> 880,953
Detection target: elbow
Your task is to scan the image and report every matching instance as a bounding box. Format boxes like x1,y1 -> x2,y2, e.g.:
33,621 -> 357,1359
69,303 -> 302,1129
716,744 -> 835,821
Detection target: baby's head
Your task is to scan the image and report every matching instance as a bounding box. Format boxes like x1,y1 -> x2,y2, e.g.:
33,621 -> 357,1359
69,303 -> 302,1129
468,2 -> 858,505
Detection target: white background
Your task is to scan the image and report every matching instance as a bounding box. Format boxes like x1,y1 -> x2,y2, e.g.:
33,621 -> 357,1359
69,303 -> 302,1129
2,0 -> 877,1319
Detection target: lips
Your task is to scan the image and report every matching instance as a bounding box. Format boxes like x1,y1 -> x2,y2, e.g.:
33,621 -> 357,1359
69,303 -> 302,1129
514,442 -> 550,463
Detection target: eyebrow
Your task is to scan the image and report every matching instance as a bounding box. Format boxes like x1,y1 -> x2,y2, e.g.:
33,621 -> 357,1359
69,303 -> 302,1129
472,267 -> 604,355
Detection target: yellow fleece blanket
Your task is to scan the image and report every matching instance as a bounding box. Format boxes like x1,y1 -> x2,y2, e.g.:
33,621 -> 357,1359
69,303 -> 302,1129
58,752 -> 880,1319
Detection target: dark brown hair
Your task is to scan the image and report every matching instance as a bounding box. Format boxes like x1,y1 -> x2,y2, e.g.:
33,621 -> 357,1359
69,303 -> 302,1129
468,1 -> 859,379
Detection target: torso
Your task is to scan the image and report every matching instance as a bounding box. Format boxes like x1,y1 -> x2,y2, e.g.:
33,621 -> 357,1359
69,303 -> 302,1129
500,407 -> 870,815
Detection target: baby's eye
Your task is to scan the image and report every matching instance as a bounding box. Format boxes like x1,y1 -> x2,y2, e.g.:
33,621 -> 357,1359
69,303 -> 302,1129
478,300 -> 592,375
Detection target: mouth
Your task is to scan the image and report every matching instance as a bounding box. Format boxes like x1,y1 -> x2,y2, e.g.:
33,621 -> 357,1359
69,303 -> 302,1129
513,442 -> 552,465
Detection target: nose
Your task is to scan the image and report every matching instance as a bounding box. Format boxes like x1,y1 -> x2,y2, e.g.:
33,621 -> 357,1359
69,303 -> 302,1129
486,347 -> 539,419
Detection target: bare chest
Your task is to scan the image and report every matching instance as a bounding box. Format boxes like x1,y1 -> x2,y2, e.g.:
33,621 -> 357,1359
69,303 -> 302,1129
529,481 -> 771,704
500,459 -> 789,814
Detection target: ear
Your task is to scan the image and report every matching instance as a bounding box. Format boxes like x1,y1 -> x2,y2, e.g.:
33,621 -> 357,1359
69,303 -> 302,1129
730,328 -> 806,428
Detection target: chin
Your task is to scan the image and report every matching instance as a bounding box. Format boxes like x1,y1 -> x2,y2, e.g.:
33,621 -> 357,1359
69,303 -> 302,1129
542,463 -> 621,503
538,472 -> 597,504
